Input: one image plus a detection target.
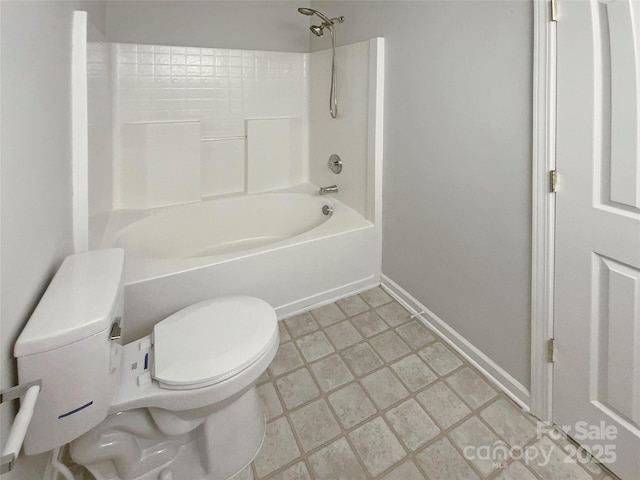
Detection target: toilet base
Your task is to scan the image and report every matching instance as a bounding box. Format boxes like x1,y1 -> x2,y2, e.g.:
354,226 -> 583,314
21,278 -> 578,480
70,387 -> 266,480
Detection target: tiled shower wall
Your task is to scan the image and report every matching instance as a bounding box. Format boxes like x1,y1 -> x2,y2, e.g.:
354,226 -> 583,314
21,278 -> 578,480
88,40 -> 375,229
112,43 -> 309,209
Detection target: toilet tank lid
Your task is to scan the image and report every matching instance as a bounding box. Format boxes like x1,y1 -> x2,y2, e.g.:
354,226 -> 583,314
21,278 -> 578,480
14,249 -> 125,357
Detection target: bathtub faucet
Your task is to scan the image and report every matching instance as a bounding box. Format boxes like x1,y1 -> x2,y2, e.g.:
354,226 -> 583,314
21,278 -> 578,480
319,185 -> 339,195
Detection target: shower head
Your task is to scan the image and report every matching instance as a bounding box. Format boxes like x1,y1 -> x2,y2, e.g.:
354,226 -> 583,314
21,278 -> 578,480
297,7 -> 316,15
310,24 -> 324,37
298,6 -> 343,118
297,7 -> 333,25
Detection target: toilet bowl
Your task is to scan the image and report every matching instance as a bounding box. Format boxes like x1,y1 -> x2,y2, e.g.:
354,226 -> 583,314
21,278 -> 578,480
14,249 -> 279,480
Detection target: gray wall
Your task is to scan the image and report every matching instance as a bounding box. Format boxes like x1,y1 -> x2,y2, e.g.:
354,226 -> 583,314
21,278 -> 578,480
106,0 -> 311,52
310,0 -> 533,388
0,1 -> 106,477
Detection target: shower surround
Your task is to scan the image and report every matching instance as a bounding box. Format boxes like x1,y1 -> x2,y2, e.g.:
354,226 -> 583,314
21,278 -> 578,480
85,37 -> 384,338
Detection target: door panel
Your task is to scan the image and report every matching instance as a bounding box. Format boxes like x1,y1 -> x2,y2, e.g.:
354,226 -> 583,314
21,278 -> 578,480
554,1 -> 640,479
594,255 -> 640,428
605,1 -> 640,210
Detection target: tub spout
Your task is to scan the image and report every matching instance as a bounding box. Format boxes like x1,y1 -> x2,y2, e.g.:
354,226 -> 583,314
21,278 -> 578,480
319,185 -> 339,195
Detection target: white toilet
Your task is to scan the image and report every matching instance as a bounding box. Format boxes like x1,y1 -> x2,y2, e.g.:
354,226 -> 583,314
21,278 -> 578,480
14,249 -> 279,480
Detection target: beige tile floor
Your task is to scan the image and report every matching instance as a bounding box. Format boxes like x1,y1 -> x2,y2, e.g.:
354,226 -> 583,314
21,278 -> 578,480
234,287 -> 620,480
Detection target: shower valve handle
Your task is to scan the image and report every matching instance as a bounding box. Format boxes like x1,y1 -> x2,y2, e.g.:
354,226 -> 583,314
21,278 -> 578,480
328,154 -> 343,174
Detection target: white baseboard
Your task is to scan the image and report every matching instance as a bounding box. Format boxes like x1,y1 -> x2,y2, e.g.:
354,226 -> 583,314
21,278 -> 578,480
275,275 -> 379,320
381,274 -> 531,411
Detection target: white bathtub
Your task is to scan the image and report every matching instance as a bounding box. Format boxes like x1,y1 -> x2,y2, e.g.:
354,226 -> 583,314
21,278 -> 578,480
113,192 -> 332,259
100,187 -> 380,341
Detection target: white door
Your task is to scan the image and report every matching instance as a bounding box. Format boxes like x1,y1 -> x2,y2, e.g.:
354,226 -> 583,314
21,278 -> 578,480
554,0 -> 640,478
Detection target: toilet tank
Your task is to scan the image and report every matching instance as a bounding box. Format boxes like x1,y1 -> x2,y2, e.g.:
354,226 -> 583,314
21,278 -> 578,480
14,249 -> 125,455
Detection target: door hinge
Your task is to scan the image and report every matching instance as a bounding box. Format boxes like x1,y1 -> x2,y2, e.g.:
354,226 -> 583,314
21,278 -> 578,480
547,338 -> 556,363
550,170 -> 557,193
551,0 -> 558,21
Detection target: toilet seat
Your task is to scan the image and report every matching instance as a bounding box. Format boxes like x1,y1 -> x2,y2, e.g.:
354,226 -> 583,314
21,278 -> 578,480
152,296 -> 278,390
